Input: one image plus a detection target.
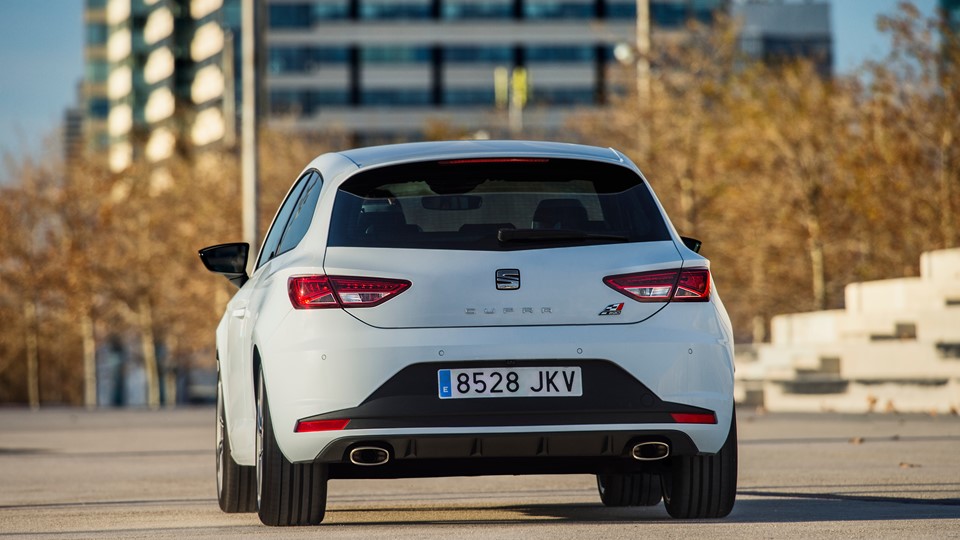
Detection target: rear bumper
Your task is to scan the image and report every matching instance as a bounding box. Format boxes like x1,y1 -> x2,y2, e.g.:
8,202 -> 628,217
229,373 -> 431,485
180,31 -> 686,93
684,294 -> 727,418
257,301 -> 734,465
323,429 -> 698,479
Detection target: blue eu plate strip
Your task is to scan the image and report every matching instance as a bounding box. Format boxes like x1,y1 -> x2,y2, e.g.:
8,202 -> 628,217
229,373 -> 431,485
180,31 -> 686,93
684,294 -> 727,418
438,370 -> 452,398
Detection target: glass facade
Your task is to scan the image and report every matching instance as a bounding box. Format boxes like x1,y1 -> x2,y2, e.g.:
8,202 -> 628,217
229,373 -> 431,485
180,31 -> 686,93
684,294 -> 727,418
259,0 -> 778,135
266,0 -> 724,24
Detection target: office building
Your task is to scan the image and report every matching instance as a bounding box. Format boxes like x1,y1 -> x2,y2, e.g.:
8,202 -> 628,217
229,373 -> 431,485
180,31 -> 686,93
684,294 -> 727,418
944,0 -> 960,33
84,1 -> 833,167
733,0 -> 832,77
83,0 -> 110,154
266,0 -> 726,141
100,0 -> 239,172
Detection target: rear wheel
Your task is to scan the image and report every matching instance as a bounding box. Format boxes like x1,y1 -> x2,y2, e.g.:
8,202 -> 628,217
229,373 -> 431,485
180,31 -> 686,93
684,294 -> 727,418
661,414 -> 738,519
597,471 -> 662,507
256,371 -> 328,526
216,375 -> 256,513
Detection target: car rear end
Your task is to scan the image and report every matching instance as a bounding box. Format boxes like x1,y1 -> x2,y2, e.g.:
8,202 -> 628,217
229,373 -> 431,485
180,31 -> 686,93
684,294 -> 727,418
258,149 -> 735,482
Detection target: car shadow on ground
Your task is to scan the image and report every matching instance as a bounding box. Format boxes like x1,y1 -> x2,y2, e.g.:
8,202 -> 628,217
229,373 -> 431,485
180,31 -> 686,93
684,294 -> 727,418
325,494 -> 960,526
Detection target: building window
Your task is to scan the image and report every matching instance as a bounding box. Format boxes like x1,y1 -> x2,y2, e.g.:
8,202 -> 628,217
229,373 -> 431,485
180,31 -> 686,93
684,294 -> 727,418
530,87 -> 595,105
651,1 -> 688,27
442,0 -> 512,19
527,45 -> 595,62
269,46 -> 349,73
361,46 -> 431,64
524,0 -> 594,19
86,22 -> 108,46
443,88 -> 495,105
691,0 -> 722,23
270,89 -> 349,115
86,59 -> 109,83
361,88 -> 432,106
444,45 -> 513,63
268,4 -> 312,28
88,97 -> 110,119
762,36 -> 832,76
313,0 -> 349,20
608,1 -> 721,25
360,0 -> 432,19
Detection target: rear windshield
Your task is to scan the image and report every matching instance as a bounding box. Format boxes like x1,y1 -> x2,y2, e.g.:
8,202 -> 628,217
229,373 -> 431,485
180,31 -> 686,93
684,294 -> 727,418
327,158 -> 670,251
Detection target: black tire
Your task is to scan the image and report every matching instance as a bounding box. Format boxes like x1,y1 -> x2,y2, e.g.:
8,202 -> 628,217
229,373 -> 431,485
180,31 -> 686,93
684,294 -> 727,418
662,414 -> 738,519
256,371 -> 328,526
597,471 -> 663,507
216,377 -> 256,513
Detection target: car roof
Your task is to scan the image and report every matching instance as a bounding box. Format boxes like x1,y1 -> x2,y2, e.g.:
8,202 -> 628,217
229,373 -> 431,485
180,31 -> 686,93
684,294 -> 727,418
334,140 -> 628,169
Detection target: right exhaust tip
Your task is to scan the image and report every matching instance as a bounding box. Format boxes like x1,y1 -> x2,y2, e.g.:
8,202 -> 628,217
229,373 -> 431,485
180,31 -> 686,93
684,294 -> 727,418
631,441 -> 670,461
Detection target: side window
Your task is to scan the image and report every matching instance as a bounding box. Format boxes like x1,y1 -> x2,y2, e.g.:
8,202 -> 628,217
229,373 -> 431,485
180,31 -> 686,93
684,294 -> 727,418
276,172 -> 322,255
256,173 -> 309,269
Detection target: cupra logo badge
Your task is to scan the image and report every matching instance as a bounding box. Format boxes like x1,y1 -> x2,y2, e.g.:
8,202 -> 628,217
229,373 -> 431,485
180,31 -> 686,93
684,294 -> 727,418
495,269 -> 520,290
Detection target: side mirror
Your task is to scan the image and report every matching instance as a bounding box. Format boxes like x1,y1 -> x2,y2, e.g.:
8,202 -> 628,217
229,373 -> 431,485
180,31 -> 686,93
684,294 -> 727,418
681,236 -> 702,253
199,242 -> 250,288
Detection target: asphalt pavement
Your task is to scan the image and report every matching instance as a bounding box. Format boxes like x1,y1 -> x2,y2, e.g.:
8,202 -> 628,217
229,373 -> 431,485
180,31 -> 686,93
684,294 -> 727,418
1,408 -> 958,539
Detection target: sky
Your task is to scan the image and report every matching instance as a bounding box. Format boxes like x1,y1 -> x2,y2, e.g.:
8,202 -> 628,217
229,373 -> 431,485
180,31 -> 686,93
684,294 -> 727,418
0,0 -> 942,164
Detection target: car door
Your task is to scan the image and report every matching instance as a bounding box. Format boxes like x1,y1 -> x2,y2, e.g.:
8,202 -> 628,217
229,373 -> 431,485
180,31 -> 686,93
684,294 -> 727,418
223,172 -> 313,453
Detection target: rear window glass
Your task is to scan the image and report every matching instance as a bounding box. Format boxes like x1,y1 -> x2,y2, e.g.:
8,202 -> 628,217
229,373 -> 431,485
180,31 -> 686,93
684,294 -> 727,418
327,159 -> 670,250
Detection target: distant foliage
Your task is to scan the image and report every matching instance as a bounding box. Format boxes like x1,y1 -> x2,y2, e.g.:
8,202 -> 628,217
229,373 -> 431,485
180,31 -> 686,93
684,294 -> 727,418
569,5 -> 959,341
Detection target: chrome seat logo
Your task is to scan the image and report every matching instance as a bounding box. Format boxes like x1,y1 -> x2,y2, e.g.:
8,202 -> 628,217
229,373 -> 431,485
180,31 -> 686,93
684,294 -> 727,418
496,269 -> 520,290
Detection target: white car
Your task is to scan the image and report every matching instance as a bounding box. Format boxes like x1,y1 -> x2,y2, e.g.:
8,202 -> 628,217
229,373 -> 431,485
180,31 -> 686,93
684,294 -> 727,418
200,140 -> 737,526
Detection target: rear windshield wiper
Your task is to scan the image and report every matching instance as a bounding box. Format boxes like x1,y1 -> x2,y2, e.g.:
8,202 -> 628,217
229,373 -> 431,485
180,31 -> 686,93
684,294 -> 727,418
498,228 -> 630,244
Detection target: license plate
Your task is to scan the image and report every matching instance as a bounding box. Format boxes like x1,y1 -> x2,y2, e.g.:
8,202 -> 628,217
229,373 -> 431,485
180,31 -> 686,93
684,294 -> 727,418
437,367 -> 582,399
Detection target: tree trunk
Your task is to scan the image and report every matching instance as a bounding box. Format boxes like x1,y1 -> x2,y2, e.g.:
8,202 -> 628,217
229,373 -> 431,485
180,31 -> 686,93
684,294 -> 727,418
81,309 -> 97,409
940,131 -> 956,248
138,297 -> 161,409
24,301 -> 40,410
806,217 -> 827,311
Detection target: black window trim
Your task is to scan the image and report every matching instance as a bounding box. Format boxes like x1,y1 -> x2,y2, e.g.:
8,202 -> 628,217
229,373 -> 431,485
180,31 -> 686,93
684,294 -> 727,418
255,169 -> 317,270
274,170 -> 324,258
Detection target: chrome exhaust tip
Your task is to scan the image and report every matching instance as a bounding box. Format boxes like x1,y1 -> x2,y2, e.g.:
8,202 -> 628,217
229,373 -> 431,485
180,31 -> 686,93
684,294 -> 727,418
349,446 -> 390,466
631,441 -> 670,461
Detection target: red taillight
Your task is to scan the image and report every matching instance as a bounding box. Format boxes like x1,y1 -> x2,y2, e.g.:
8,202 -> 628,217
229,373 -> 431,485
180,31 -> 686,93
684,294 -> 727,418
670,413 -> 717,424
294,418 -> 350,433
603,268 -> 710,303
288,275 -> 411,309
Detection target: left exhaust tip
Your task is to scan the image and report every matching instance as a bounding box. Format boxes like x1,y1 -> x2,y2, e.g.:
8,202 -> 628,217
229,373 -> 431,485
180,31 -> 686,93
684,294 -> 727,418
349,446 -> 390,466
